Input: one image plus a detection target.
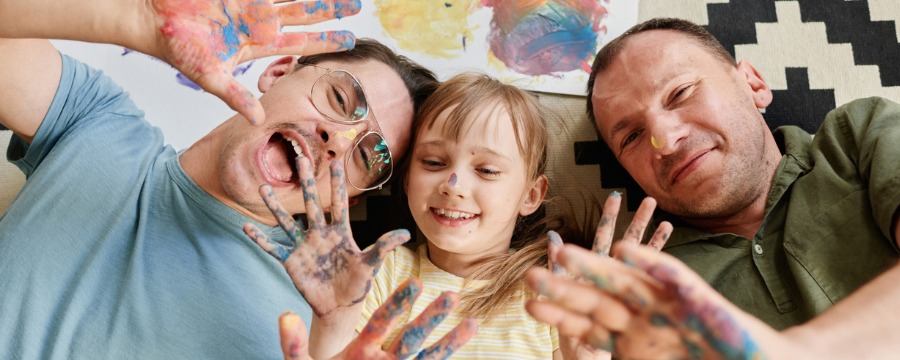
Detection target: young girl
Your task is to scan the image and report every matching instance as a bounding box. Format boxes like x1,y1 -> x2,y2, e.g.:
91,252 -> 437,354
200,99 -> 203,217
247,73 -> 591,359
361,72 -> 575,359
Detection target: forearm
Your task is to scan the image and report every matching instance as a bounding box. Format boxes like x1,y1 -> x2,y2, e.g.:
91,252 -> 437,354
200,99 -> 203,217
0,0 -> 153,53
309,304 -> 363,359
781,263 -> 900,359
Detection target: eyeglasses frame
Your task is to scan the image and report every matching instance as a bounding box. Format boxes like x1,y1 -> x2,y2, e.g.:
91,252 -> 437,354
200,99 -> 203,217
306,63 -> 394,191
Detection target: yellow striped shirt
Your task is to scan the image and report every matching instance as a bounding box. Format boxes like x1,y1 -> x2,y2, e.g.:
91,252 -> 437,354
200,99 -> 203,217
357,244 -> 559,359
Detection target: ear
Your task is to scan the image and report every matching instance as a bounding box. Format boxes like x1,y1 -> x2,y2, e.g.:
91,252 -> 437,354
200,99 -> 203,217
519,174 -> 549,216
735,60 -> 772,109
258,56 -> 298,93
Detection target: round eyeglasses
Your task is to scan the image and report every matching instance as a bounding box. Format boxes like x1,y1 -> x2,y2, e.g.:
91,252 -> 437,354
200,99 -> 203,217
307,64 -> 393,191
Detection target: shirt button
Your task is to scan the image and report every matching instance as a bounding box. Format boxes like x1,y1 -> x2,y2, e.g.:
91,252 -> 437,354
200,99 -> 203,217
754,244 -> 763,255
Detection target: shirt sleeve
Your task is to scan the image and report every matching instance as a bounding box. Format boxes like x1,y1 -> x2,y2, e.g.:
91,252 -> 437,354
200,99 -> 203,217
820,97 -> 900,250
7,53 -> 144,176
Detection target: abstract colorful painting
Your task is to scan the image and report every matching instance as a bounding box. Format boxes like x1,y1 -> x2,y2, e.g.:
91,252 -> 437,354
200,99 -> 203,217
305,0 -> 638,95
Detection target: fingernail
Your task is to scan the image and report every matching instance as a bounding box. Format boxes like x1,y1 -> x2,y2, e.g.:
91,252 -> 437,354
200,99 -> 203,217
611,191 -> 621,197
281,311 -> 300,327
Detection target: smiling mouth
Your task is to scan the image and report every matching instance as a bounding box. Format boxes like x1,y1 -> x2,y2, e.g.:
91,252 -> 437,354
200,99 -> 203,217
431,208 -> 478,220
670,149 -> 712,185
262,133 -> 302,183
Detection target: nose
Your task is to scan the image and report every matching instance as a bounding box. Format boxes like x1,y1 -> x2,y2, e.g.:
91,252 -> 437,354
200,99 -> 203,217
647,112 -> 689,157
316,120 -> 368,161
438,172 -> 465,199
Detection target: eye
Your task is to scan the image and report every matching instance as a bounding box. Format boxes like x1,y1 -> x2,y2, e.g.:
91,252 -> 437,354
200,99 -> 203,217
477,167 -> 501,177
420,158 -> 445,169
669,84 -> 693,106
357,146 -> 372,170
330,86 -> 348,115
621,129 -> 643,149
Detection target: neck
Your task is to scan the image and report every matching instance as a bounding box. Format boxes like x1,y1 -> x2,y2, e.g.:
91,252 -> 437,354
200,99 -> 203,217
426,241 -> 510,278
180,119 -> 277,226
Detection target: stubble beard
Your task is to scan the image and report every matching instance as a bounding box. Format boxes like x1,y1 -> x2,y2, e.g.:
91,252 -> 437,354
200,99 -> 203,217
659,105 -> 771,220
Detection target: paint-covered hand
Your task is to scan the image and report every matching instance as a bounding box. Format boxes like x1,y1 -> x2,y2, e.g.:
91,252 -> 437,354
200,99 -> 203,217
528,243 -> 772,360
150,0 -> 360,124
591,192 -> 673,257
278,279 -> 479,360
546,231 -> 610,360
545,192 -> 672,359
244,156 -> 409,318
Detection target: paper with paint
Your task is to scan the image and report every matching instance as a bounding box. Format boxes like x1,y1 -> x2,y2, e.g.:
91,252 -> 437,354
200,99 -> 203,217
297,0 -> 639,96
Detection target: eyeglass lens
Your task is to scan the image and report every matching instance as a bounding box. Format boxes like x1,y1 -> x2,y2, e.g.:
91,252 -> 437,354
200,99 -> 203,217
350,132 -> 392,189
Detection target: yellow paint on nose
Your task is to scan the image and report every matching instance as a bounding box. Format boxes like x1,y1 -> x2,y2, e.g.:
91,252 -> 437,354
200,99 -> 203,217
651,135 -> 665,149
335,128 -> 358,141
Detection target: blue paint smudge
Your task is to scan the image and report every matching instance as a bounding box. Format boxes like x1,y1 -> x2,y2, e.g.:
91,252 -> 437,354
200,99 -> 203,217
216,5 -> 243,62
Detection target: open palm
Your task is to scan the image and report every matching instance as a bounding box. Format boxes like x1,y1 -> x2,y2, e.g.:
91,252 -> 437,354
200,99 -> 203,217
150,0 -> 359,123
244,156 -> 408,318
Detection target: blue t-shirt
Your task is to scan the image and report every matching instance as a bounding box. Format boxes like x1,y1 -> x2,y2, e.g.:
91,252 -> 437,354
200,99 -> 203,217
0,54 -> 311,359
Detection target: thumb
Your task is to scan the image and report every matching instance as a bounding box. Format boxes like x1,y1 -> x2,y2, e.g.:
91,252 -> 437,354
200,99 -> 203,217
362,229 -> 411,272
279,311 -> 311,360
191,66 -> 266,125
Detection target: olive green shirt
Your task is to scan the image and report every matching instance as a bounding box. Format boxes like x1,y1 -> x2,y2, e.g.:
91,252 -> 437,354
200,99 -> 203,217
663,97 -> 900,330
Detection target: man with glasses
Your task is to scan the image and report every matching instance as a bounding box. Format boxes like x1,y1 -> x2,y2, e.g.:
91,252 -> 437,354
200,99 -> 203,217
0,0 -> 438,359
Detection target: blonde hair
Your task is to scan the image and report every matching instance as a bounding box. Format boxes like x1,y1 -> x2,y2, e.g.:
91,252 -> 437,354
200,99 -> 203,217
392,73 -> 584,323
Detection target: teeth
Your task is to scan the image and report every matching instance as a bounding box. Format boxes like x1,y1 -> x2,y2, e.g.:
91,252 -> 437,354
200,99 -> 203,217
434,208 -> 474,219
289,139 -> 305,158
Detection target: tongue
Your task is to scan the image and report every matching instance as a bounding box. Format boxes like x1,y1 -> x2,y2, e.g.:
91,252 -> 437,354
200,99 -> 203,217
264,138 -> 294,183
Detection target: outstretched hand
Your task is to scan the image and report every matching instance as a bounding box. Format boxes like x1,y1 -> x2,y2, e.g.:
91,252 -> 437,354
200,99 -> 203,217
244,155 -> 408,318
530,242 -> 771,360
546,192 -> 673,359
150,0 -> 360,124
591,192 -> 672,257
278,278 -> 479,360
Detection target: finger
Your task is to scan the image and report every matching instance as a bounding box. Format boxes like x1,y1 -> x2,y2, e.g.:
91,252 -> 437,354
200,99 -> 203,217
615,243 -> 762,358
191,69 -> 265,125
362,229 -> 411,272
358,278 -> 422,345
558,245 -> 659,311
329,160 -> 349,227
415,318 -> 479,360
619,197 -> 658,249
244,223 -> 293,262
256,31 -> 355,58
528,299 -> 618,354
259,184 -> 306,243
646,221 -> 673,253
525,267 -> 632,331
548,230 -> 565,275
279,311 -> 310,360
296,154 -> 328,230
525,298 -> 592,336
389,291 -> 460,358
592,191 -> 622,255
277,0 -> 362,25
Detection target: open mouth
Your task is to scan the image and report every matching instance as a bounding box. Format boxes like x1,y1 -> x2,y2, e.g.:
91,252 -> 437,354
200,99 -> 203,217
261,132 -> 302,184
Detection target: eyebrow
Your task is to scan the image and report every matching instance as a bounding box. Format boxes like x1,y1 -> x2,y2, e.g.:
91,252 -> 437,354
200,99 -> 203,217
417,140 -> 513,161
